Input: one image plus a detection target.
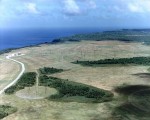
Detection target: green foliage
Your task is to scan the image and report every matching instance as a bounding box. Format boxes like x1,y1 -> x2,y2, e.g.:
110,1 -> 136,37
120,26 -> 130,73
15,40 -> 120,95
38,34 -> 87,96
39,67 -> 63,75
5,72 -> 36,94
73,57 -> 150,66
39,75 -> 113,103
0,105 -> 17,119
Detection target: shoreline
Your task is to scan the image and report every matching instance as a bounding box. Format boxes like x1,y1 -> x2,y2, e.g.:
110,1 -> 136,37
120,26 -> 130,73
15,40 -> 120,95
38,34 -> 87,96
0,37 -> 70,55
0,41 -> 53,55
1,28 -> 150,55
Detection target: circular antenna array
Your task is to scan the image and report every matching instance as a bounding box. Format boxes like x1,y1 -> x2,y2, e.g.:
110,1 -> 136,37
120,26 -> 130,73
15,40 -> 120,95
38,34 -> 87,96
16,86 -> 57,100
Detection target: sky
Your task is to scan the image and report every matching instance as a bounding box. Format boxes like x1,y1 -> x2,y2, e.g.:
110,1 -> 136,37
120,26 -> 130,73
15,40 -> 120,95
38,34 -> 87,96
0,0 -> 150,29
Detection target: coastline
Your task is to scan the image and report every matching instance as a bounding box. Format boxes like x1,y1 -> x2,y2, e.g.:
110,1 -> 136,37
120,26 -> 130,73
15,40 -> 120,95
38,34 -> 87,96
0,41 -> 52,55
0,36 -> 80,55
1,28 -> 150,55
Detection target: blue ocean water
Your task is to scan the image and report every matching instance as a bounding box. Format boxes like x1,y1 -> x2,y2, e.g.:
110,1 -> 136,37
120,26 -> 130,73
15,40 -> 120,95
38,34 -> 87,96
0,28 -> 103,50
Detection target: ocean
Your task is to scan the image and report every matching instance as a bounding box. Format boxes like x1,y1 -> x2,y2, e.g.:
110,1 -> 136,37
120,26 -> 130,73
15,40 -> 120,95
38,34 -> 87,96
0,28 -> 104,50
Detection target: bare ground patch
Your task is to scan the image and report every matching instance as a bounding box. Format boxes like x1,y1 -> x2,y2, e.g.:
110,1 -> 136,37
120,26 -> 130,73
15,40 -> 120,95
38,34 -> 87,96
16,86 -> 57,100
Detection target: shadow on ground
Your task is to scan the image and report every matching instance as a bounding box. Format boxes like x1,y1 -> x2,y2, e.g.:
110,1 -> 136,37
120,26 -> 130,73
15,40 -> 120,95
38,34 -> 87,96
114,84 -> 150,95
112,102 -> 150,119
112,84 -> 150,120
133,73 -> 150,79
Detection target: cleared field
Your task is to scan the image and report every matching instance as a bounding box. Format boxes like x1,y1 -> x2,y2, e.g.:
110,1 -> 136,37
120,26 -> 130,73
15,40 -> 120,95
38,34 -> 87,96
0,58 -> 20,91
0,40 -> 150,120
16,86 -> 57,100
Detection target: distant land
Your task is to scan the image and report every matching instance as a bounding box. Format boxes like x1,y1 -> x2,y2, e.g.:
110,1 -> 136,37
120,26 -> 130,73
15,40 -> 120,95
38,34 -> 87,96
52,29 -> 150,44
1,29 -> 150,55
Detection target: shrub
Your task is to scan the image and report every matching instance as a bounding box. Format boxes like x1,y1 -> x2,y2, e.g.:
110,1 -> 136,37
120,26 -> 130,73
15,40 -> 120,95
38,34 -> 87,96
0,105 -> 17,119
39,67 -> 63,75
73,57 -> 150,66
39,75 -> 113,102
5,72 -> 36,94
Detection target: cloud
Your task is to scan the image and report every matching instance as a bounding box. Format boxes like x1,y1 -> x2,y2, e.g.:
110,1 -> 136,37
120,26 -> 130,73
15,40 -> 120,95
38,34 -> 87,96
128,0 -> 150,13
62,0 -> 97,16
128,3 -> 143,13
63,0 -> 81,16
25,3 -> 40,14
87,0 -> 96,9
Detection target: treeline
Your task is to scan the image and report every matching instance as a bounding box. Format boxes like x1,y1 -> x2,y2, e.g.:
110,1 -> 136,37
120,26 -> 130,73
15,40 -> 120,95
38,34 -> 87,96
52,30 -> 150,45
39,75 -> 113,102
39,67 -> 63,75
5,72 -> 36,94
73,57 -> 150,66
0,105 -> 17,119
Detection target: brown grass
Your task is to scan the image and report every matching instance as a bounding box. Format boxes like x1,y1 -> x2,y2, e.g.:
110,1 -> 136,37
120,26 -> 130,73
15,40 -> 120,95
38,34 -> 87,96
0,59 -> 20,90
1,40 -> 150,120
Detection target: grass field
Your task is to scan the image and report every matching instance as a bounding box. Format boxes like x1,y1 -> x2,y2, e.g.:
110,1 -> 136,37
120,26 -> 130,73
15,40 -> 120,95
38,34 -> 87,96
0,58 -> 20,90
0,40 -> 150,120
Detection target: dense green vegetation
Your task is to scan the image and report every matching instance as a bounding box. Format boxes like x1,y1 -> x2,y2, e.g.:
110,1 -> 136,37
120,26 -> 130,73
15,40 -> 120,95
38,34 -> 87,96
52,29 -> 150,45
39,67 -> 63,75
73,57 -> 150,66
39,75 -> 113,103
0,105 -> 17,119
5,72 -> 36,94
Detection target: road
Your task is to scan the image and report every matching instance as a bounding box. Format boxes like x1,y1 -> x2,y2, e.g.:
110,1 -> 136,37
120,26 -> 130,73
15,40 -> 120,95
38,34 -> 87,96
0,56 -> 25,95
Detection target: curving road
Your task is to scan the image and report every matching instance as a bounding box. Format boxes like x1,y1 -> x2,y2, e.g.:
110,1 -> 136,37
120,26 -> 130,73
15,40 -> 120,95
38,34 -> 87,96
0,56 -> 25,95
